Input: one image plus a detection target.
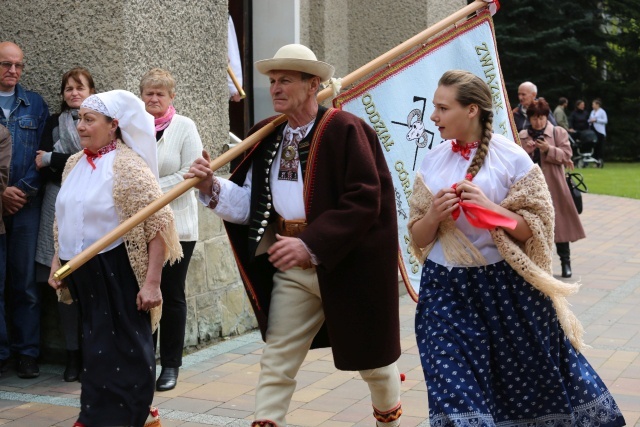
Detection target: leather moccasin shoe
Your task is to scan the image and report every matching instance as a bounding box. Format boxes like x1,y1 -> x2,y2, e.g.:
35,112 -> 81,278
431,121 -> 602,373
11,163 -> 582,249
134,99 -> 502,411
17,355 -> 39,379
156,367 -> 179,391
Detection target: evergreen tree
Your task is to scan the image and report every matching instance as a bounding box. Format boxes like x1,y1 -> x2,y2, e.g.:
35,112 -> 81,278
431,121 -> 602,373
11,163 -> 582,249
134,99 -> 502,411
487,0 -> 639,159
597,0 -> 640,159
492,0 -> 607,108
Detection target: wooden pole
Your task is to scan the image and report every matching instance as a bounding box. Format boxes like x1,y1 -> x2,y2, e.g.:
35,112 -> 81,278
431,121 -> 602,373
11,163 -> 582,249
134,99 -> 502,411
227,65 -> 246,99
54,0 -> 488,281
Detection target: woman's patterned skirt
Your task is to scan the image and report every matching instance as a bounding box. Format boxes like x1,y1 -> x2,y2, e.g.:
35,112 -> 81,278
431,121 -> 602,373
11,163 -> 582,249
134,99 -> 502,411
415,259 -> 625,427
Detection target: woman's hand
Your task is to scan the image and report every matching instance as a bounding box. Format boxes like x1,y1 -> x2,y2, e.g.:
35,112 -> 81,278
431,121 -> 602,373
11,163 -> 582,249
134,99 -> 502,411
534,137 -> 550,153
48,254 -> 66,290
35,150 -> 48,170
428,187 -> 460,222
522,137 -> 537,154
457,179 -> 533,242
136,282 -> 162,312
137,232 -> 165,312
454,179 -> 495,210
565,159 -> 575,170
410,186 -> 459,248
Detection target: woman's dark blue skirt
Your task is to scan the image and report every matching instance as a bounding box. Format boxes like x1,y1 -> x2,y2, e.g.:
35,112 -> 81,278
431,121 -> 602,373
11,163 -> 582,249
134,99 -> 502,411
415,259 -> 625,427
65,243 -> 155,427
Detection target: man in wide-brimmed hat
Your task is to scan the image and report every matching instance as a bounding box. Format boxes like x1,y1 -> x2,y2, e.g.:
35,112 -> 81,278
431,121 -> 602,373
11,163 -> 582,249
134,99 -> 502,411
188,44 -> 402,427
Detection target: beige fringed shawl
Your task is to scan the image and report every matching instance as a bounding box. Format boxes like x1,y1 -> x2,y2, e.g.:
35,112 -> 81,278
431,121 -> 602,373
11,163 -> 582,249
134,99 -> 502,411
407,165 -> 585,351
55,140 -> 182,332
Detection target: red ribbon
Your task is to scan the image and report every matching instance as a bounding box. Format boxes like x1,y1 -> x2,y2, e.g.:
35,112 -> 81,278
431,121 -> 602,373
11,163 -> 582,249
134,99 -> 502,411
83,139 -> 117,170
451,140 -> 479,160
452,201 -> 517,230
83,149 -> 101,169
450,182 -> 516,230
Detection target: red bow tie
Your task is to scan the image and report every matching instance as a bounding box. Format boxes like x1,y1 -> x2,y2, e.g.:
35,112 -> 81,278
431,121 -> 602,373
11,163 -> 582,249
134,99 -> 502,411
451,140 -> 479,160
84,140 -> 117,169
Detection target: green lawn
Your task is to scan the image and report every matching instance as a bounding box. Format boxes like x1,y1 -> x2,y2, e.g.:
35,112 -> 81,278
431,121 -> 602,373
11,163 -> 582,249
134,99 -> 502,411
571,162 -> 640,200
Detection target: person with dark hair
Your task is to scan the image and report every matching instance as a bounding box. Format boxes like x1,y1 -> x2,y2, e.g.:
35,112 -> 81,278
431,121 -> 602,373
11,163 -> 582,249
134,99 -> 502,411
554,96 -> 569,130
409,70 -> 623,426
35,67 -> 96,382
519,97 -> 585,278
589,98 -> 608,163
568,99 -> 590,133
48,90 -> 181,427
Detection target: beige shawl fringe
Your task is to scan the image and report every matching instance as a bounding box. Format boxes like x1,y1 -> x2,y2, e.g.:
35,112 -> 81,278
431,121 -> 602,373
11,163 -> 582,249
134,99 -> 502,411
55,141 -> 183,333
407,166 -> 585,351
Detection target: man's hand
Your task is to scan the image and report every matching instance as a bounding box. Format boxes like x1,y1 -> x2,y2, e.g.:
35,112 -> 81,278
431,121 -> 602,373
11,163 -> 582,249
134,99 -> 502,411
267,234 -> 312,271
2,186 -> 27,215
184,150 -> 215,196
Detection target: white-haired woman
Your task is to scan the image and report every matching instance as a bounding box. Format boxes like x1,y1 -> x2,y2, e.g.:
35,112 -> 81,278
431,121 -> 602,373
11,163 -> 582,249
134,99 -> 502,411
139,68 -> 202,392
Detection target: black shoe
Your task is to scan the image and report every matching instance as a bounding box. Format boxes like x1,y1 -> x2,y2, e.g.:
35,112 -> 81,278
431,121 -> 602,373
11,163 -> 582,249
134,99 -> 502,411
561,261 -> 572,278
64,350 -> 81,382
17,355 -> 39,379
156,367 -> 179,391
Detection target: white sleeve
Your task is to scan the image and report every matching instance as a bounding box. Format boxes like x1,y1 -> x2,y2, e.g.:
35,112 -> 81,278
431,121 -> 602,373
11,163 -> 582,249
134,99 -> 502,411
227,15 -> 243,96
599,110 -> 608,125
197,166 -> 252,225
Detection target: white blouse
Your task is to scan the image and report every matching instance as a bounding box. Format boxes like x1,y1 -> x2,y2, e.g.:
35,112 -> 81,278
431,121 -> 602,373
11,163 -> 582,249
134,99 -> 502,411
417,133 -> 534,267
56,151 -> 123,260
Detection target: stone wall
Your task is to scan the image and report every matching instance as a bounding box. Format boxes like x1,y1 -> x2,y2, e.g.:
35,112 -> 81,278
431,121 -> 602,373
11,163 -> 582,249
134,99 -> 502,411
184,202 -> 258,348
0,0 -> 228,154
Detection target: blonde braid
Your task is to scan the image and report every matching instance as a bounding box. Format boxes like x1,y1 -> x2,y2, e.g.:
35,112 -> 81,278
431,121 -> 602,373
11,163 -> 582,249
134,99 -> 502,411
466,112 -> 493,179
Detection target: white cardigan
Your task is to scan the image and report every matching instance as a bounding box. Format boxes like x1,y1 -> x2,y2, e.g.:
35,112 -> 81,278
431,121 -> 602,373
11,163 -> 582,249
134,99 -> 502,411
157,114 -> 203,241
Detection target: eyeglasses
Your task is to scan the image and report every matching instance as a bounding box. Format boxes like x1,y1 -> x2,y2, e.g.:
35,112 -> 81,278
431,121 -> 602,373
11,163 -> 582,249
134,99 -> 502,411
0,62 -> 25,71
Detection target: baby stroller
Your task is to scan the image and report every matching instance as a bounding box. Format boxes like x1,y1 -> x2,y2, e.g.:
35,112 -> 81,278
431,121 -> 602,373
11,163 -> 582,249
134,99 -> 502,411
569,129 -> 602,168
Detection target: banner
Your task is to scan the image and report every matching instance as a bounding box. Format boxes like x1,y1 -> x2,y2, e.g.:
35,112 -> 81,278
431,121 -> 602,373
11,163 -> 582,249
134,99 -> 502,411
334,11 -> 517,301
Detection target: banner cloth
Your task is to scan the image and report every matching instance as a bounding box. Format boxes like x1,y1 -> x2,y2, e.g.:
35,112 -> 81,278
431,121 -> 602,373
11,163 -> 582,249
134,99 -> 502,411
333,11 -> 517,300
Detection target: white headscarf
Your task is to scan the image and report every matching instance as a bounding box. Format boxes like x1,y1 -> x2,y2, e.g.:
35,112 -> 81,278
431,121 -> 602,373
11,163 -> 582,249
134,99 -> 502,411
81,90 -> 159,179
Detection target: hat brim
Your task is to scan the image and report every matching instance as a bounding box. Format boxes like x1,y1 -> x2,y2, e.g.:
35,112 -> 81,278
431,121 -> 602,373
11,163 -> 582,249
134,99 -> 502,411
255,58 -> 335,82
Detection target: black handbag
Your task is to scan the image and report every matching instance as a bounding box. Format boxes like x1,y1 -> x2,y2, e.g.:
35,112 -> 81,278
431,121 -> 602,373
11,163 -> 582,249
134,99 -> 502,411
566,172 -> 587,214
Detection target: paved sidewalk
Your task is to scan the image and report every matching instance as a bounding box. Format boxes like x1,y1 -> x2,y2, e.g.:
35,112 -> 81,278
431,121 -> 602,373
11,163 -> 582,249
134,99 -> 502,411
0,193 -> 638,426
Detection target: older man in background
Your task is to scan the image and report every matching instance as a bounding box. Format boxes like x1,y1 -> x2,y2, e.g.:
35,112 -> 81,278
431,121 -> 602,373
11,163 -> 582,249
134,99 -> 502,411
513,81 -> 556,131
0,41 -> 49,379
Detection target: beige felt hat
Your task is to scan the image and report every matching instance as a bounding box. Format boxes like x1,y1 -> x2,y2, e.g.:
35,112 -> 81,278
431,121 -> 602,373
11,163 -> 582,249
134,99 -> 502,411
255,44 -> 335,82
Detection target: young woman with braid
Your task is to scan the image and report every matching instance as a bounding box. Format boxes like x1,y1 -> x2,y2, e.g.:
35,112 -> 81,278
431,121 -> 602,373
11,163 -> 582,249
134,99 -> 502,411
408,70 -> 624,426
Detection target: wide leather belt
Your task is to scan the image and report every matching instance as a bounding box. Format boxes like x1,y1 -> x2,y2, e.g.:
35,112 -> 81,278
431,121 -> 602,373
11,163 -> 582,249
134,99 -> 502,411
276,216 -> 308,238
275,216 -> 313,269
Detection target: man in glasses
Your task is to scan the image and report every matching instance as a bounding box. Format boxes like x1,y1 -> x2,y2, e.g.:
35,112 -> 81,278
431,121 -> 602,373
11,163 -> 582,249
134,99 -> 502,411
0,41 -> 49,379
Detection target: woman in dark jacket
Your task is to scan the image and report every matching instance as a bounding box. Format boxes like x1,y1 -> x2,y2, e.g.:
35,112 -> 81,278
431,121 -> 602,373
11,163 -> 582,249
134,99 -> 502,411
568,99 -> 590,133
35,67 -> 96,382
